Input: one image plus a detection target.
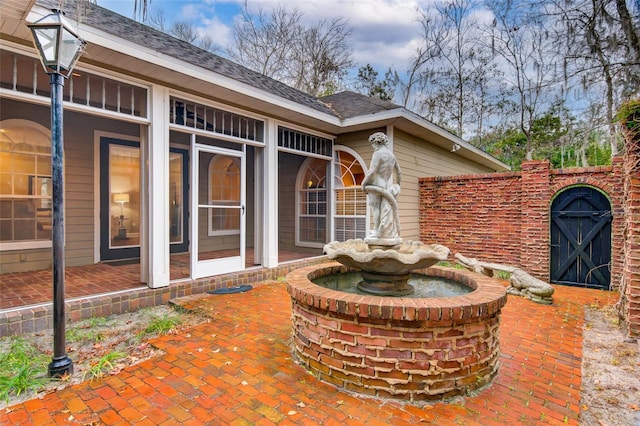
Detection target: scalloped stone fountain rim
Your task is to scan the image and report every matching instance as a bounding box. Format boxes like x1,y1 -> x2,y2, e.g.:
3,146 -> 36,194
286,262 -> 508,322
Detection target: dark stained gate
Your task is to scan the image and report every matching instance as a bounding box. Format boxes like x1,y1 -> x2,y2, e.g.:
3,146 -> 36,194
550,187 -> 612,289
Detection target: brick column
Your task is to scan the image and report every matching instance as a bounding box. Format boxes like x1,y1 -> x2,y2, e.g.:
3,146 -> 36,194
623,168 -> 640,338
621,105 -> 640,338
520,160 -> 551,280
611,157 -> 624,288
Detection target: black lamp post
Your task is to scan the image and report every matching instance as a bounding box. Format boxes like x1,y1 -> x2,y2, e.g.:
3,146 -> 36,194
28,9 -> 85,378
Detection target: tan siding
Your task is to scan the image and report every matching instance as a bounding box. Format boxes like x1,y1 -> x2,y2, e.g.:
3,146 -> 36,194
394,129 -> 493,241
0,249 -> 51,273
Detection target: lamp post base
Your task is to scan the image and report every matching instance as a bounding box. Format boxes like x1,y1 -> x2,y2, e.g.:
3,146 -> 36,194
48,355 -> 73,378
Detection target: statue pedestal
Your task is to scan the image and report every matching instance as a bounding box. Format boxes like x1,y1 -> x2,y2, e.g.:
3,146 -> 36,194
357,271 -> 413,296
364,237 -> 403,248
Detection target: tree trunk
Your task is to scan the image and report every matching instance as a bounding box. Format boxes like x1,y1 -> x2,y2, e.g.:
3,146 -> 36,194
615,0 -> 640,65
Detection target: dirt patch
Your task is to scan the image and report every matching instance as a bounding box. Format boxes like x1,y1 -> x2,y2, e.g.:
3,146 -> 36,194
0,305 -> 209,410
580,305 -> 640,426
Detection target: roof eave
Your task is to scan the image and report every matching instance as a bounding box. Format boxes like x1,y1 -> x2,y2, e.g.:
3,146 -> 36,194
26,5 -> 344,130
341,109 -> 510,172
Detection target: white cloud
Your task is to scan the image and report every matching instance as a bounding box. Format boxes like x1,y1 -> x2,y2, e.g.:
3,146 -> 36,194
231,0 -> 440,73
106,0 -> 440,74
198,16 -> 233,47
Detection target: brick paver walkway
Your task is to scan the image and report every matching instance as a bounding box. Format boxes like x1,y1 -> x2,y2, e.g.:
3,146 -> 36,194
1,279 -> 615,425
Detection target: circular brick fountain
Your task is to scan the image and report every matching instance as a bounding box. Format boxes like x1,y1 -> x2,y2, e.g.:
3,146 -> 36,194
286,262 -> 507,403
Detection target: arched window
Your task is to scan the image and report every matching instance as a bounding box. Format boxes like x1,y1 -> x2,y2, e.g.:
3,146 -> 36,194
0,120 -> 53,249
334,147 -> 367,241
208,154 -> 240,235
296,158 -> 328,246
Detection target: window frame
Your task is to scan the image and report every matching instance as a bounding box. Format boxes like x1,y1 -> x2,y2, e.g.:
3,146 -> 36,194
0,119 -> 55,251
295,157 -> 329,248
332,146 -> 368,242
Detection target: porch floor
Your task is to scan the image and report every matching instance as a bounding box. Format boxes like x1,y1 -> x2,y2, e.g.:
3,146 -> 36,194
0,249 -> 316,311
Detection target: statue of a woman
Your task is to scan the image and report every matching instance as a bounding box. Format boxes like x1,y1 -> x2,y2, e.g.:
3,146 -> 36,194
361,132 -> 402,246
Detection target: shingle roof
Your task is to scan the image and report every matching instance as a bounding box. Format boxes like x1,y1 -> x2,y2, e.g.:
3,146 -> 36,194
320,91 -> 401,119
37,0 -> 338,117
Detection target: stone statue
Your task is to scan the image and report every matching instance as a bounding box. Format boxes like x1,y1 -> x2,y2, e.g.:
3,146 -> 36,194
455,253 -> 554,304
362,132 -> 402,246
324,132 -> 450,296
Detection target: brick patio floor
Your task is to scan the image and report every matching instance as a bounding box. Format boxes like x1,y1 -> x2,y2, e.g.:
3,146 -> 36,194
0,249 -> 315,310
1,277 -> 615,425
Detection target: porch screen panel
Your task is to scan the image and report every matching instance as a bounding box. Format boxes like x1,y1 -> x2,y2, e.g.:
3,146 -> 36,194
170,97 -> 264,143
278,127 -> 332,157
208,155 -> 241,235
197,151 -> 240,261
0,50 -> 148,118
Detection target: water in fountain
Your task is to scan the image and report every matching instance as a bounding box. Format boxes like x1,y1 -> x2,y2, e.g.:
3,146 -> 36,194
312,271 -> 471,298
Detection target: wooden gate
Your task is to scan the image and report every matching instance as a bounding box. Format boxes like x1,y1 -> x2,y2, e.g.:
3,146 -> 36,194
550,187 -> 612,289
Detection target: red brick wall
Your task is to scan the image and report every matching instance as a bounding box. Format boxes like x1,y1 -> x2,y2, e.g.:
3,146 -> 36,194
622,129 -> 640,337
419,159 -> 624,287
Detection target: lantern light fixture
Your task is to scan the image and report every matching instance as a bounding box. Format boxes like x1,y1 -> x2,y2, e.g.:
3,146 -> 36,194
28,9 -> 85,77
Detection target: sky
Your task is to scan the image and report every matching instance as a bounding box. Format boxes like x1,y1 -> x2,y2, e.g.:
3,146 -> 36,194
96,0 -> 438,84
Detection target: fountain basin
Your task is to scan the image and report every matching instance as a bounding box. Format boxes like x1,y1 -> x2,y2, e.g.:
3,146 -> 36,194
324,239 -> 450,276
323,239 -> 450,296
286,262 -> 507,403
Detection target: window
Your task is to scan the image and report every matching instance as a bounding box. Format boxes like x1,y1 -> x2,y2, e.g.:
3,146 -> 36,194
108,144 -> 140,248
0,121 -> 53,249
208,155 -> 240,235
297,158 -> 328,246
334,148 -> 367,241
169,151 -> 184,244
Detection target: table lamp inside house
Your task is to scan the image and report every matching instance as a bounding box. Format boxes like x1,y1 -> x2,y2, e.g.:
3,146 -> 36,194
113,193 -> 129,240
